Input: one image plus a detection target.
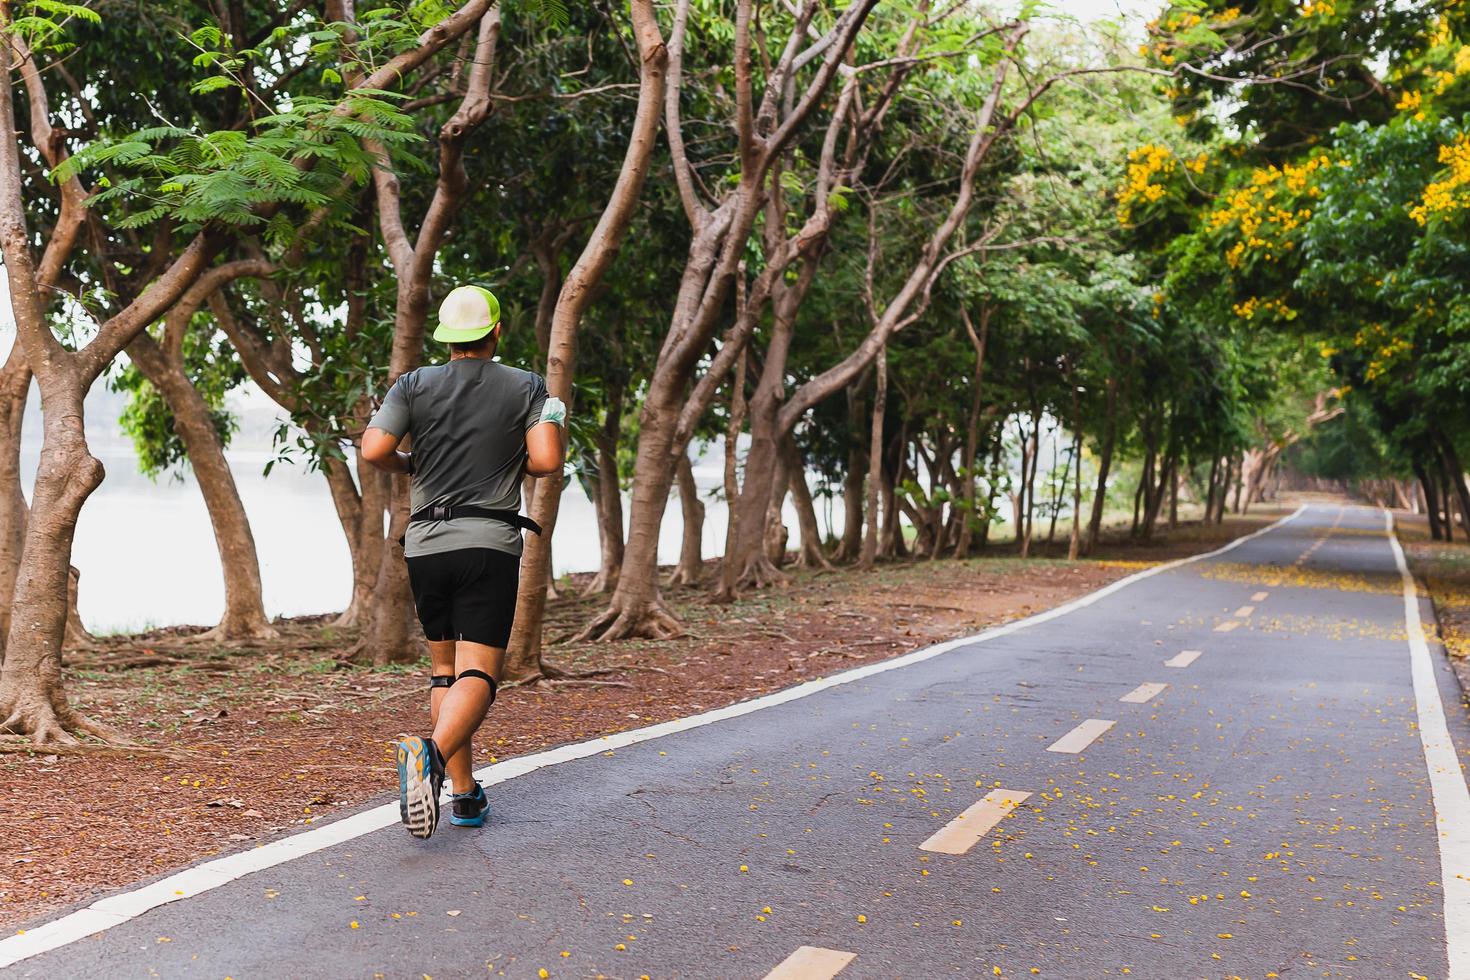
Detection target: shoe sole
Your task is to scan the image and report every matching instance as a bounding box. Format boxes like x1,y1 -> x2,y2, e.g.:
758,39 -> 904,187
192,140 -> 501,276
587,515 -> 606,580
449,808 -> 488,828
396,736 -> 439,840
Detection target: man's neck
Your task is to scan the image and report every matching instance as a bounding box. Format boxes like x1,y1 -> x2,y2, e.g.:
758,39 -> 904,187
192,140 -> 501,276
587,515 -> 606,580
449,349 -> 496,362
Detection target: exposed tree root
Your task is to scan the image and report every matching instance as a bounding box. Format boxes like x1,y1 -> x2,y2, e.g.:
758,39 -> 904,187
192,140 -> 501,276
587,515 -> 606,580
571,597 -> 687,642
710,553 -> 789,603
665,565 -> 704,589
739,554 -> 789,591
186,619 -> 281,645
581,569 -> 618,596
503,657 -> 639,689
0,688 -> 136,747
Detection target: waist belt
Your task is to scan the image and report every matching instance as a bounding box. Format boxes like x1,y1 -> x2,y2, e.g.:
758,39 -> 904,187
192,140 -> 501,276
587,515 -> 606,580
407,504 -> 542,536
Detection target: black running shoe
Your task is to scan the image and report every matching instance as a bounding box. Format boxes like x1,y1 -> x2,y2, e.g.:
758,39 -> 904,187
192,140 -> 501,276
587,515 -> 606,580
395,735 -> 445,840
449,782 -> 489,827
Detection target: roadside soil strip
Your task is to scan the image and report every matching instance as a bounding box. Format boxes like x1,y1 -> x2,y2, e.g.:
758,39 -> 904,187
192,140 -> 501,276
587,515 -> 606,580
1046,719 -> 1115,754
919,789 -> 1033,855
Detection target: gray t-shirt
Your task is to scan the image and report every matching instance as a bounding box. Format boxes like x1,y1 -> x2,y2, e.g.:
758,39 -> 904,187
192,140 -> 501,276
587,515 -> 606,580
368,359 -> 548,558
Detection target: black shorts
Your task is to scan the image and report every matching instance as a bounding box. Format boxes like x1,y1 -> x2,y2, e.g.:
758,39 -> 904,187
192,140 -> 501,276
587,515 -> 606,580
405,548 -> 521,648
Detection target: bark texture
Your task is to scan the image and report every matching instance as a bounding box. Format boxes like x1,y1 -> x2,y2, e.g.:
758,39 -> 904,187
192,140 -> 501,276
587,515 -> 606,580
502,0 -> 669,678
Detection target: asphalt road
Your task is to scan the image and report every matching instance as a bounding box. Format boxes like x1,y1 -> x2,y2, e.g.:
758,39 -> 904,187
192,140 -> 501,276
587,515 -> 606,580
7,504 -> 1470,979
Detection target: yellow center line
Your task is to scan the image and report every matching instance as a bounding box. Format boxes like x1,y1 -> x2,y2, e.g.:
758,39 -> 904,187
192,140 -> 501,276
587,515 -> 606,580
1215,619 -> 1240,633
1234,605 -> 1255,618
1046,718 -> 1115,754
1165,649 -> 1202,668
763,946 -> 857,980
919,789 -> 1033,855
1120,681 -> 1168,704
1251,591 -> 1269,602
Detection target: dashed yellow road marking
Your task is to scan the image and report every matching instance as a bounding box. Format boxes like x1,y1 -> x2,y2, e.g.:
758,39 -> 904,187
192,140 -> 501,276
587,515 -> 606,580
1234,605 -> 1255,618
1165,649 -> 1202,668
763,946 -> 857,979
919,789 -> 1033,855
1214,619 -> 1240,633
1046,719 -> 1115,754
1251,591 -> 1269,602
1120,682 -> 1168,704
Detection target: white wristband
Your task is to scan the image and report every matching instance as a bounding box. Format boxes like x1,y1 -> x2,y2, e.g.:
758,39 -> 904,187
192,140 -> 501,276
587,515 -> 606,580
539,396 -> 567,427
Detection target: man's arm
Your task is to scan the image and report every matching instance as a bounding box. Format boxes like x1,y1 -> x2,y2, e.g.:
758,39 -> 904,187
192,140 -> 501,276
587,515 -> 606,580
362,427 -> 413,474
525,421 -> 564,477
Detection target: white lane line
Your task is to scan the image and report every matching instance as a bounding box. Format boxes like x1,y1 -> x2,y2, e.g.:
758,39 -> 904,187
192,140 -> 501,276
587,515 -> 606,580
1387,510 -> 1470,978
1215,619 -> 1240,633
920,789 -> 1033,855
1251,591 -> 1269,602
0,506 -> 1307,971
1120,682 -> 1168,704
1165,649 -> 1202,668
763,946 -> 857,980
1234,605 -> 1255,618
1047,719 -> 1115,754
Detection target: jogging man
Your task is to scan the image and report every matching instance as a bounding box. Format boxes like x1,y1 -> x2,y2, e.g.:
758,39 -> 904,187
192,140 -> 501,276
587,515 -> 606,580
361,284 -> 565,839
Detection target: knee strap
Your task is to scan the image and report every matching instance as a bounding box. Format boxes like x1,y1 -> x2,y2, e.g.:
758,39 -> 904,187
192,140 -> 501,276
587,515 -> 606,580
456,669 -> 497,706
430,675 -> 454,690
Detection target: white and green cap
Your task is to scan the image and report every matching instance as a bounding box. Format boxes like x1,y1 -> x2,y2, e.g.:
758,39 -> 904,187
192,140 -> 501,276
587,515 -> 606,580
433,284 -> 501,343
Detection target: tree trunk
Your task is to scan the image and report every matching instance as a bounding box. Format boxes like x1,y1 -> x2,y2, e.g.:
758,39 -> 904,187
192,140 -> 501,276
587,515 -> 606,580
837,382 -> 867,563
955,306 -> 990,559
879,429 -> 907,559
1231,453 -> 1246,514
1085,378 -> 1117,554
127,333 -> 275,640
63,565 -> 98,650
1021,412 -> 1041,557
1416,460 -> 1444,541
668,451 -> 705,587
516,0 -> 672,655
980,435 -> 1003,550
584,387 -> 626,596
1168,463 -> 1179,530
718,344 -> 749,590
719,252 -> 819,593
1131,457 -> 1146,537
1436,434 -> 1470,534
785,436 -> 831,569
358,488 -> 420,666
1045,431 -> 1062,546
580,2 -> 879,640
0,379 -> 111,744
0,346 -> 30,658
859,348 -> 887,570
325,453 -> 383,629
1203,454 -> 1220,527
762,445 -> 790,568
1143,454 -> 1174,539
1067,428 -> 1083,561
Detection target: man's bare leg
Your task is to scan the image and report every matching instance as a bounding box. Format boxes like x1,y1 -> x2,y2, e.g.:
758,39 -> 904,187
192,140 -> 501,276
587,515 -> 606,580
427,639 -> 475,794
430,640 -> 503,785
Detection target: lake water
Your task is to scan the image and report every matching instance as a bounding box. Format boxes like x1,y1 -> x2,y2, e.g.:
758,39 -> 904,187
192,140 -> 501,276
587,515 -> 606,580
22,380 -> 814,634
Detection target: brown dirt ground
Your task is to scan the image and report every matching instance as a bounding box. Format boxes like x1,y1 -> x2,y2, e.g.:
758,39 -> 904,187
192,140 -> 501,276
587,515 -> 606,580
0,509 -> 1291,930
1398,514 -> 1470,699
